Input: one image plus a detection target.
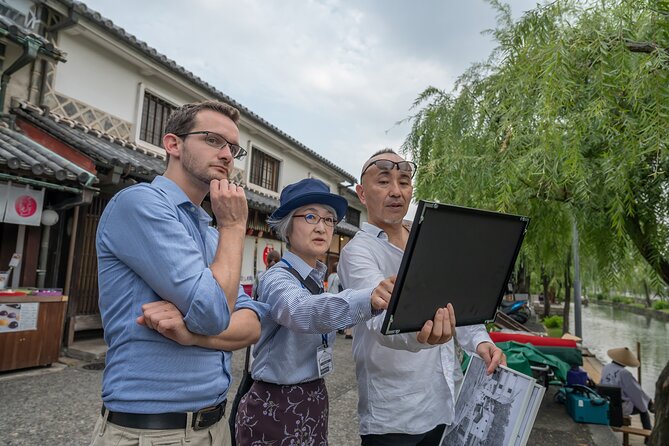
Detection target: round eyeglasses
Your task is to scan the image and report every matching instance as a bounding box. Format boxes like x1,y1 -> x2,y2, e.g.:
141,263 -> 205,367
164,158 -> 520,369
177,131 -> 248,159
361,159 -> 417,178
292,213 -> 337,227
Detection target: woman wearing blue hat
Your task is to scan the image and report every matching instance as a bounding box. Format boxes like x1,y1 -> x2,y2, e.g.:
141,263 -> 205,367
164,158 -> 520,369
234,178 -> 395,445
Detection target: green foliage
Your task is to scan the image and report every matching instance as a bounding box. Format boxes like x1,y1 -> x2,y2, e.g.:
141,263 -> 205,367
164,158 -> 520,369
595,293 -> 609,301
653,300 -> 669,310
543,315 -> 564,328
611,295 -> 635,304
546,327 -> 563,338
403,0 -> 669,287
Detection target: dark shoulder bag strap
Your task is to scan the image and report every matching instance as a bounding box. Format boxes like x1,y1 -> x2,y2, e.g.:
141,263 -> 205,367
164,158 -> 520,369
282,266 -> 324,295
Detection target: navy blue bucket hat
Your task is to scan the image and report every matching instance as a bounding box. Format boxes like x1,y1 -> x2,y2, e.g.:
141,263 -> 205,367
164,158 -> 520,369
270,178 -> 348,222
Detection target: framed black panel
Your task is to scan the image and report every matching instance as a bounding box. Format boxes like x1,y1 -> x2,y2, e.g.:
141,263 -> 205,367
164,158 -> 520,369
381,201 -> 529,334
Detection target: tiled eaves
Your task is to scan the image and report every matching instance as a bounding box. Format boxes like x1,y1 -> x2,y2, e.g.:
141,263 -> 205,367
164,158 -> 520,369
13,103 -> 166,180
0,14 -> 67,61
0,121 -> 95,184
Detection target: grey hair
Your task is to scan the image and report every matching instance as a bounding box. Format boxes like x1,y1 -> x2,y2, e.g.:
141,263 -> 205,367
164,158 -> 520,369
268,204 -> 338,248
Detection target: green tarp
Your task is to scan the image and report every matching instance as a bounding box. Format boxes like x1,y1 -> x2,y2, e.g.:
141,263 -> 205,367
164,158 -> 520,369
495,341 -> 572,382
462,341 -> 574,382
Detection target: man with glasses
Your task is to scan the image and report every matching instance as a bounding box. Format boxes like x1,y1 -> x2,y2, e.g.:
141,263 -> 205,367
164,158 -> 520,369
339,149 -> 504,446
92,101 -> 267,446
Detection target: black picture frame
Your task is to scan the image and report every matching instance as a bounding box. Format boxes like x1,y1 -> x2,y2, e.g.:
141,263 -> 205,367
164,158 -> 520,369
381,201 -> 529,334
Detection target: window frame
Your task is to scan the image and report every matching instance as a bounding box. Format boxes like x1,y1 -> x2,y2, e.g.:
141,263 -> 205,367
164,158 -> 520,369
345,206 -> 361,227
249,147 -> 281,192
139,90 -> 176,147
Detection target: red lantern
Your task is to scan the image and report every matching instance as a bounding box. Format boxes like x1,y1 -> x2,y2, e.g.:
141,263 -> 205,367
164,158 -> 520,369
262,245 -> 274,267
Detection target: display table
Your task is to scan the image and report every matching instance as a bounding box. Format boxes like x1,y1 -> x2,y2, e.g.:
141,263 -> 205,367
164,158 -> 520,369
0,295 -> 68,372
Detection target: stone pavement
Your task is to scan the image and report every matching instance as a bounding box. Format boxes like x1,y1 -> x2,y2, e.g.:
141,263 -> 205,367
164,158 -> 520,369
0,333 -> 625,446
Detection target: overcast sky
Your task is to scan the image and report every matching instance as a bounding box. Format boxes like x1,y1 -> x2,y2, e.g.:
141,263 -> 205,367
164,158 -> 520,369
83,0 -> 539,182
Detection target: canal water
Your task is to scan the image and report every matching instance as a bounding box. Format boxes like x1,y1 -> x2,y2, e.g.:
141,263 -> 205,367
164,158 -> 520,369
569,303 -> 669,397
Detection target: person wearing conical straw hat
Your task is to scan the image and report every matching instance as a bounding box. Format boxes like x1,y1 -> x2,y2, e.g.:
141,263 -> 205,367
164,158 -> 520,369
601,347 -> 654,431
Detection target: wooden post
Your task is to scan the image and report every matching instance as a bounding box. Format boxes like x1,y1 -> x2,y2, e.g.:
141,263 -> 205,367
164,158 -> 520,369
637,341 -> 642,385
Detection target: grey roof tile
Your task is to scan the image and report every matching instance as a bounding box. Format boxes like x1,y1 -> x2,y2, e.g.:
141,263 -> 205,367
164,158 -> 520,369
336,220 -> 360,237
246,189 -> 279,214
13,105 -> 166,180
0,121 -> 96,185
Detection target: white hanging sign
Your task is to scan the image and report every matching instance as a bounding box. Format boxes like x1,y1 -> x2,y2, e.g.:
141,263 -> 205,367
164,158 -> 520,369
2,185 -> 44,226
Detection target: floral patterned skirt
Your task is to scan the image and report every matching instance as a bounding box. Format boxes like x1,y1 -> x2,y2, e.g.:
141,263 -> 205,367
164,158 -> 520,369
235,378 -> 329,446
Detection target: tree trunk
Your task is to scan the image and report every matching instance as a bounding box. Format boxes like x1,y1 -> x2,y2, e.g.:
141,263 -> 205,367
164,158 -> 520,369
648,359 -> 669,445
542,268 -> 550,319
563,254 -> 572,335
624,213 -> 669,287
643,280 -> 652,308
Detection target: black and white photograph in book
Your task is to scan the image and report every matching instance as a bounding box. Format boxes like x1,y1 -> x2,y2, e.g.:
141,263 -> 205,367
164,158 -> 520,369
441,355 -> 540,446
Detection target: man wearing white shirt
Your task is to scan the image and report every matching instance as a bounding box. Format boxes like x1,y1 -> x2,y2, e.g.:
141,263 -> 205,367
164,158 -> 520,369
339,149 -> 504,446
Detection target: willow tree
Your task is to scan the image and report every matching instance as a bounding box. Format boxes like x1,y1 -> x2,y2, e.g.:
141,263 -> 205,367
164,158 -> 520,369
404,0 -> 669,289
403,1 -> 669,441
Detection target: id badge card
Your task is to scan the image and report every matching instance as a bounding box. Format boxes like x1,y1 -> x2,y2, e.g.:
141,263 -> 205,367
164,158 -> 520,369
317,345 -> 333,377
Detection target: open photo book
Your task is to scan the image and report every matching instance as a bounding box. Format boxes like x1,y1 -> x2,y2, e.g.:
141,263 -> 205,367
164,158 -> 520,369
441,355 -> 545,446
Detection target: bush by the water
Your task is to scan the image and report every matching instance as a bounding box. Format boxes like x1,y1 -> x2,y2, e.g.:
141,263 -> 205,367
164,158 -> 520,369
653,300 -> 669,310
611,295 -> 635,305
543,315 -> 563,328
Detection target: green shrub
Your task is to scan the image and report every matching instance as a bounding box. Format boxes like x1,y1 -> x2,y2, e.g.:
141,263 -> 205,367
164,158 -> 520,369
595,293 -> 608,301
543,315 -> 563,329
652,300 -> 669,310
612,296 -> 623,303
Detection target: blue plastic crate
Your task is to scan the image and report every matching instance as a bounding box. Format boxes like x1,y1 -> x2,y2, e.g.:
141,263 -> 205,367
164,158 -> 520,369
565,386 -> 609,425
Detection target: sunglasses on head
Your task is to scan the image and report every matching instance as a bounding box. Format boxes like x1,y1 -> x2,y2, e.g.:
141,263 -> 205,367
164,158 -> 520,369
361,159 -> 417,179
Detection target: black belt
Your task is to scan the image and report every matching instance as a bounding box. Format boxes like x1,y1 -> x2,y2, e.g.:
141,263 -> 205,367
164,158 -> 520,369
101,400 -> 226,431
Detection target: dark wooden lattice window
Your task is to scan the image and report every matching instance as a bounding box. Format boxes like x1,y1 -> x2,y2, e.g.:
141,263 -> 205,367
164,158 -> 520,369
140,91 -> 175,147
250,148 -> 280,191
345,207 -> 361,227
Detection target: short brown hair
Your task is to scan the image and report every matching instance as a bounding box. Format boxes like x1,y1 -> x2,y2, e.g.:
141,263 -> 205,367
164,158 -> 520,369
165,100 -> 240,137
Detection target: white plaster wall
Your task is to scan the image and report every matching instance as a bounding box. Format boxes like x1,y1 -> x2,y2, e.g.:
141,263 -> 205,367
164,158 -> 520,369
55,33 -> 140,122
4,0 -> 33,17
242,236 -> 256,284
54,32 -> 194,142
242,129 -> 339,195
1,44 -> 32,112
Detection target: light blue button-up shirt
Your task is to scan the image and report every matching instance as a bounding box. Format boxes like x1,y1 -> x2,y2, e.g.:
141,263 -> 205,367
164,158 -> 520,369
97,175 -> 267,413
251,251 -> 375,385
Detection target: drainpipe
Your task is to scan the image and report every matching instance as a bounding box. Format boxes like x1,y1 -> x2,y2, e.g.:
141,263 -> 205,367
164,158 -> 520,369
0,36 -> 41,113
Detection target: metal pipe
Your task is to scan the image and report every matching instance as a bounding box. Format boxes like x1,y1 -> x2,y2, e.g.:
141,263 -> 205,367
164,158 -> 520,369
0,172 -> 87,194
11,225 -> 26,288
63,206 -> 79,296
36,222 -> 51,288
0,37 -> 41,113
572,218 -> 583,339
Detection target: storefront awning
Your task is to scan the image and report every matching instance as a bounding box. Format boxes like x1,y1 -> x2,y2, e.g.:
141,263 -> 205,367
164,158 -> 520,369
336,220 -> 359,237
246,189 -> 279,214
0,122 -> 97,187
14,105 -> 166,181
